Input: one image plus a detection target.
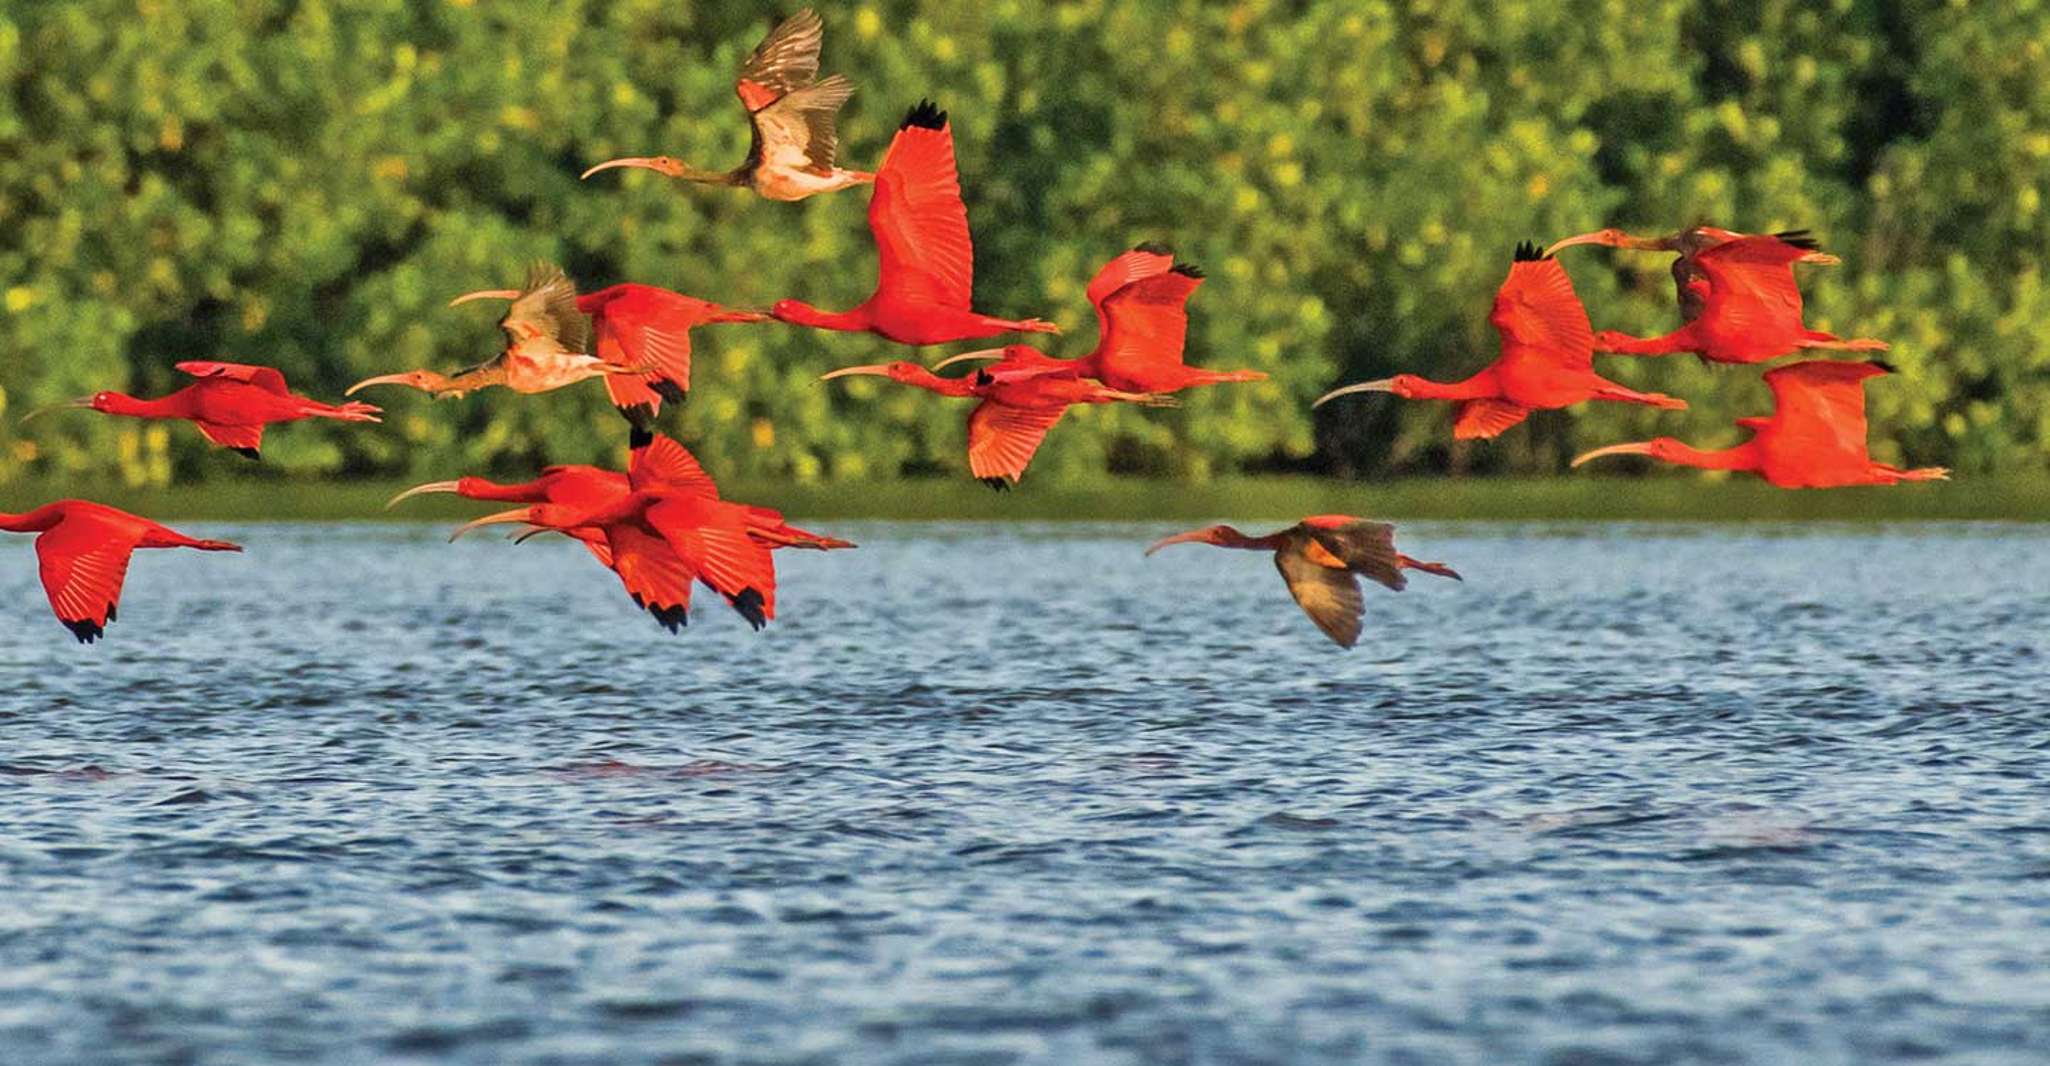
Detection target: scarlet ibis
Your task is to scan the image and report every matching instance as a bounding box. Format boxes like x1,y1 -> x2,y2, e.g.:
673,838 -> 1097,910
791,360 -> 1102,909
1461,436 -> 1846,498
430,275 -> 768,427
1572,360 -> 1949,489
0,500 -> 240,643
389,463 -> 630,566
21,361 -> 380,460
1145,516 -> 1460,648
446,430 -> 852,632
819,360 -> 1174,488
1313,243 -> 1687,439
771,101 -> 1060,345
581,9 -> 873,201
1545,225 -> 1841,321
1576,235 -> 1886,365
930,243 -> 1268,394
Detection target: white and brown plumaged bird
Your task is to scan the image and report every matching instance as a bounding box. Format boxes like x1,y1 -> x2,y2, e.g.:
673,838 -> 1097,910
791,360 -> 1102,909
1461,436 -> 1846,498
581,9 -> 873,201
1145,515 -> 1461,648
347,264 -> 633,400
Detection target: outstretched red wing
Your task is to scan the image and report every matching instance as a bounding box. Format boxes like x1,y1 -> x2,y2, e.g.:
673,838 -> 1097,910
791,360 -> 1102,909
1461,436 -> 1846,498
175,361 -> 290,396
870,119 -> 974,311
1489,258 -> 1594,371
604,523 -> 697,630
645,499 -> 778,623
628,432 -> 721,499
1452,399 -> 1530,439
1093,269 -> 1201,381
965,402 -> 1068,484
36,517 -> 139,638
193,421 -> 266,454
1084,245 -> 1176,312
595,294 -> 700,396
1762,360 -> 1887,462
1695,235 -> 1808,338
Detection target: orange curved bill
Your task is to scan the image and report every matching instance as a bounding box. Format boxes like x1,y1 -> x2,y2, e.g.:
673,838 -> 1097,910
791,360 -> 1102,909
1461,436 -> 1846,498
386,481 -> 461,510
16,397 -> 93,425
1542,231 -> 1617,257
448,508 -> 536,542
1798,251 -> 1843,266
447,289 -> 521,308
1570,442 -> 1656,468
1311,379 -> 1397,409
346,373 -> 423,396
818,364 -> 893,382
1143,529 -> 1209,556
580,157 -> 662,180
929,349 -> 1007,372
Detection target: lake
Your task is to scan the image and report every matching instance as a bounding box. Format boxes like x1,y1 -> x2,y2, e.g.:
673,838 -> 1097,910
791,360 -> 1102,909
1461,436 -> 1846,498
2,521 -> 2046,1064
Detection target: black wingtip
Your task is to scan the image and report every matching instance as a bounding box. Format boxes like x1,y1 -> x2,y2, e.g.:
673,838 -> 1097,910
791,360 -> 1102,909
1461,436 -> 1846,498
107,603 -> 116,623
1133,241 -> 1174,256
901,99 -> 947,130
628,426 -> 655,450
1871,359 -> 1899,374
980,476 -> 1011,492
1171,262 -> 1205,280
729,588 -> 768,631
617,405 -> 657,432
634,593 -> 689,633
1773,228 -> 1823,251
1513,240 -> 1548,262
232,447 -> 261,461
650,380 -> 687,404
61,618 -> 103,644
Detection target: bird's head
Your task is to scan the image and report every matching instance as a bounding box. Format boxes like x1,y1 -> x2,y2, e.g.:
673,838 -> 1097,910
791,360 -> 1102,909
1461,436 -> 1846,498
1545,228 -> 1667,256
1312,375 -> 1419,408
579,155 -> 687,180
346,369 -> 448,396
1144,524 -> 1246,555
18,392 -> 121,424
1571,438 -> 1683,468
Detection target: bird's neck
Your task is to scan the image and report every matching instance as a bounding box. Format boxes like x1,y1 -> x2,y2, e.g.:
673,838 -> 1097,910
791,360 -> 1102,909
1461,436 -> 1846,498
456,477 -> 541,502
1660,439 -> 1760,472
1219,527 -> 1289,551
1403,373 -> 1496,401
439,364 -> 507,395
775,301 -> 869,333
0,503 -> 66,533
99,392 -> 184,418
908,369 -> 978,397
678,163 -> 745,186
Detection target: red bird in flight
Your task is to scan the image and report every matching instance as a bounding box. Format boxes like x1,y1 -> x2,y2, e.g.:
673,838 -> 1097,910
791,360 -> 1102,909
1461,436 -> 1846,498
932,243 -> 1267,394
1574,234 -> 1886,365
1573,360 -> 1948,488
446,431 -> 852,632
23,361 -> 380,460
581,8 -> 873,201
435,275 -> 769,427
1,499 -> 241,642
1313,243 -> 1685,438
771,100 -> 1060,346
1145,515 -> 1460,648
1545,224 -> 1840,322
820,360 -> 1174,488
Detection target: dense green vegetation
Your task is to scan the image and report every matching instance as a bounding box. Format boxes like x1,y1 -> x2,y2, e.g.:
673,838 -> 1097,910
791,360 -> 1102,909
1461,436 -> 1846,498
1,1 -> 2043,490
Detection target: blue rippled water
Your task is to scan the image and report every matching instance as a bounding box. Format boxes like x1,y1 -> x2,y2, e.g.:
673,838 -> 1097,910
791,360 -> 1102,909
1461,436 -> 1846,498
2,521 -> 2047,1065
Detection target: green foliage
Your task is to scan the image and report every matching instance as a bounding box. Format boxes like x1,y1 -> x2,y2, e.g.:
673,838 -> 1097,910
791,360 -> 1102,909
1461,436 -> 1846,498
0,0 -> 2040,487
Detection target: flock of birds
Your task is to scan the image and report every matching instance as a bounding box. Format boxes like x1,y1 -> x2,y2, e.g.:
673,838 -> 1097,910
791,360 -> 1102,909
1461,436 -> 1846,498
2,10 -> 1947,648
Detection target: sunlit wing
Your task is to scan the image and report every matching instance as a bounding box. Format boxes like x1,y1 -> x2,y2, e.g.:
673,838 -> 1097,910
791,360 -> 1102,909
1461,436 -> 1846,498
1452,399 -> 1530,440
193,420 -> 266,456
36,516 -> 138,642
1084,244 -> 1176,311
1093,266 -> 1201,379
965,402 -> 1067,485
175,361 -> 291,396
1274,547 -> 1365,649
502,263 -> 590,355
736,8 -> 823,105
628,430 -> 722,499
1762,360 -> 1887,461
1299,517 -> 1406,592
645,499 -> 777,627
604,523 -> 697,633
753,74 -> 854,173
595,296 -> 698,394
1695,235 -> 1808,337
1490,245 -> 1595,371
869,103 -> 974,310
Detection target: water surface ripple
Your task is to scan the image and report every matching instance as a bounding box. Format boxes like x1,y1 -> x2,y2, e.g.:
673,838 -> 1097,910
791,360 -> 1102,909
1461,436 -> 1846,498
2,522 -> 2046,1064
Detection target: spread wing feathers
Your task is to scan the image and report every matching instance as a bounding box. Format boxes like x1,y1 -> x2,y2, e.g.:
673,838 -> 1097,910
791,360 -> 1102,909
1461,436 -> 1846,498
604,524 -> 696,633
603,371 -> 662,425
1095,268 -> 1201,375
628,432 -> 722,498
965,402 -> 1068,484
645,500 -> 777,627
1763,360 -> 1888,460
737,8 -> 824,99
1695,236 -> 1808,336
1274,549 -> 1365,649
1299,520 -> 1406,592
37,521 -> 139,641
1085,244 -> 1177,311
503,264 -> 589,355
174,361 -> 290,395
1490,257 -> 1595,369
1452,399 -> 1531,440
870,111 -> 975,310
193,420 -> 266,455
754,75 -> 854,173
599,308 -> 697,394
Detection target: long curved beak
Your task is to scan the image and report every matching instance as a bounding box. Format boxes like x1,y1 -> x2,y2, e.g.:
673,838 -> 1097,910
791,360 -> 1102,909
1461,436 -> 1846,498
1144,530 -> 1209,557
819,364 -> 892,382
1570,442 -> 1656,468
930,348 -> 1006,373
346,373 -> 420,396
448,289 -> 521,308
512,528 -> 573,546
386,480 -> 460,510
706,305 -> 770,324
17,397 -> 92,425
580,157 -> 661,180
448,508 -> 535,542
1542,231 -> 1621,257
1311,379 -> 1396,409
1798,251 -> 1842,266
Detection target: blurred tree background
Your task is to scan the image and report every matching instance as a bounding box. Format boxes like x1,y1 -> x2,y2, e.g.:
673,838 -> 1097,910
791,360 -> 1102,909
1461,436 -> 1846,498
0,0 -> 2042,488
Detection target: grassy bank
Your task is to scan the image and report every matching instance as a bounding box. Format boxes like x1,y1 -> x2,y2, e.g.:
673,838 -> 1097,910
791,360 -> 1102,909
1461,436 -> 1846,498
1,475 -> 2042,524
